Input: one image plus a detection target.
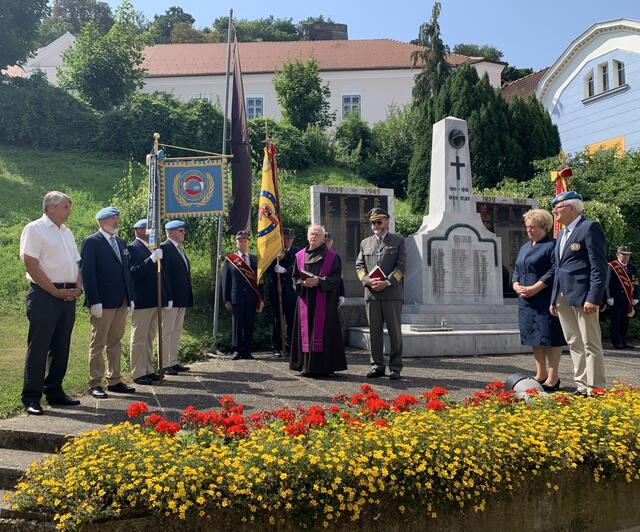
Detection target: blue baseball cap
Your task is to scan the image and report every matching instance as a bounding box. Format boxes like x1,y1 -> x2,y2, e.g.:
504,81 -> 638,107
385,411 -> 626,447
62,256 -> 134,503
133,219 -> 147,229
165,220 -> 185,230
96,207 -> 120,220
551,191 -> 583,208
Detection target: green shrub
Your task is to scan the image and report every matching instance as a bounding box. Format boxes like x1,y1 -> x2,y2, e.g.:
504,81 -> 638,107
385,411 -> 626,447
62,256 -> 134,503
335,112 -> 377,170
0,73 -> 97,150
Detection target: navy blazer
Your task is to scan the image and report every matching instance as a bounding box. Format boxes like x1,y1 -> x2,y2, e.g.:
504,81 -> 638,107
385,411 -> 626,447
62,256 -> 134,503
81,231 -> 133,309
223,254 -> 262,305
160,240 -> 193,308
512,236 -> 556,288
266,246 -> 299,302
551,217 -> 608,307
127,239 -> 169,309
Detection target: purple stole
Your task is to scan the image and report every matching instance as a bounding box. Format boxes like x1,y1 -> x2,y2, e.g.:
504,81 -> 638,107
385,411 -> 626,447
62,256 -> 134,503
296,247 -> 336,353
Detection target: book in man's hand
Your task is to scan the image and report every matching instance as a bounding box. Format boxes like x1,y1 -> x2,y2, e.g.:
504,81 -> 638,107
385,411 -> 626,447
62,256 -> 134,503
299,269 -> 316,281
368,265 -> 387,281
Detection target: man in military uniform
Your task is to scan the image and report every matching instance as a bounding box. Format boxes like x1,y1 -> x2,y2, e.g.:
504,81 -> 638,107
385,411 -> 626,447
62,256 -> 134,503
266,228 -> 298,357
356,208 -> 406,380
223,231 -> 264,360
607,246 -> 639,349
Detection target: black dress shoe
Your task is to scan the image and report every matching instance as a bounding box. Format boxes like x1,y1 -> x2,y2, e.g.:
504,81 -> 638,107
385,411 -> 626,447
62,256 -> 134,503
47,394 -> 81,406
89,386 -> 108,399
612,344 -> 625,349
572,390 -> 588,397
147,372 -> 161,381
25,402 -> 44,415
163,366 -> 179,375
389,371 -> 401,381
107,382 -> 136,393
542,379 -> 561,392
244,354 -> 255,360
273,351 -> 283,358
133,375 -> 153,385
623,343 -> 635,349
231,352 -> 242,360
173,363 -> 190,372
367,367 -> 385,378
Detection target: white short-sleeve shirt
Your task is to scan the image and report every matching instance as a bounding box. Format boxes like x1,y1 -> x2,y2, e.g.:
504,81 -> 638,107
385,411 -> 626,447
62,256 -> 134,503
20,214 -> 80,283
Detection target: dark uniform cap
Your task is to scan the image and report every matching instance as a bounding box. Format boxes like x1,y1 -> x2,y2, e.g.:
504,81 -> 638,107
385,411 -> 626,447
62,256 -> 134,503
617,246 -> 632,254
551,190 -> 583,208
368,207 -> 389,221
235,230 -> 251,240
283,228 -> 295,239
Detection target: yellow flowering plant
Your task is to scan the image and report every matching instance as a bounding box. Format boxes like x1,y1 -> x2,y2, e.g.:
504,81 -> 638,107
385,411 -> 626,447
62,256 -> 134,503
8,382 -> 640,531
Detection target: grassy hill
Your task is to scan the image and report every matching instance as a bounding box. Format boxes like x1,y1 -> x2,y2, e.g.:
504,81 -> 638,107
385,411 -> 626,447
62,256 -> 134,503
0,143 -> 418,417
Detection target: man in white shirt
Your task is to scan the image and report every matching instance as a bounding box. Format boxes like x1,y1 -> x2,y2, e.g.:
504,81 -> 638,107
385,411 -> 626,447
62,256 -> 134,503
19,191 -> 82,415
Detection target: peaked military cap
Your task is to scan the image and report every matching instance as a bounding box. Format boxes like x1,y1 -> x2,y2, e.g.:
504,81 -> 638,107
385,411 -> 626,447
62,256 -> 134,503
235,230 -> 251,240
165,220 -> 185,230
283,228 -> 295,239
617,246 -> 632,254
96,207 -> 120,220
368,207 -> 389,221
551,191 -> 583,208
133,218 -> 147,229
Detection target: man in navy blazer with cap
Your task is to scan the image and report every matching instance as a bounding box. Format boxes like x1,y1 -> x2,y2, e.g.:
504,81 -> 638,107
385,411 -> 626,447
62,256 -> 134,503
81,207 -> 135,398
160,220 -> 192,375
549,191 -> 608,396
128,219 -> 167,385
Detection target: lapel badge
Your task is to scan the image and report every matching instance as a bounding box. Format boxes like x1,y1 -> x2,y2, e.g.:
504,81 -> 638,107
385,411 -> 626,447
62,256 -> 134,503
122,248 -> 129,256
569,243 -> 581,252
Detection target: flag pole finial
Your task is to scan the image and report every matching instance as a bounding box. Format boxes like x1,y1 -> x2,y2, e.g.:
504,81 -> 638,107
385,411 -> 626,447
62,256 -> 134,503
153,132 -> 160,154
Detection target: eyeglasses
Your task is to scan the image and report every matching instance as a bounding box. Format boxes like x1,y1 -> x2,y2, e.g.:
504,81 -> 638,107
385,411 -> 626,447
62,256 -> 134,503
371,220 -> 384,226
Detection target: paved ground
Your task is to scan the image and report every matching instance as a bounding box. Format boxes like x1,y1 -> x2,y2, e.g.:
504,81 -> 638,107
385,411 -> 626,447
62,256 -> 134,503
1,346 -> 640,436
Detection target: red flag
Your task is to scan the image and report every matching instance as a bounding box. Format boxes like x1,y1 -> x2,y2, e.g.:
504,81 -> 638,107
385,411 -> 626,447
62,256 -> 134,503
227,34 -> 252,234
551,167 -> 572,238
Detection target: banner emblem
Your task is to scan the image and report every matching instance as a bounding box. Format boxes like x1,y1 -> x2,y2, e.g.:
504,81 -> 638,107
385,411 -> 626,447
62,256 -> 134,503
174,170 -> 214,206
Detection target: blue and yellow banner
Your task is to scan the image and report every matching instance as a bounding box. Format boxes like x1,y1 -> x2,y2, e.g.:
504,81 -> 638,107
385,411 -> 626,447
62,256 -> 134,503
160,157 -> 228,219
256,145 -> 283,283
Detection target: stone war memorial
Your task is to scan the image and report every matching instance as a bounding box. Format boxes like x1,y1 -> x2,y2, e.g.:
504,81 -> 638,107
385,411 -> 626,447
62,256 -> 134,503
349,116 -> 531,356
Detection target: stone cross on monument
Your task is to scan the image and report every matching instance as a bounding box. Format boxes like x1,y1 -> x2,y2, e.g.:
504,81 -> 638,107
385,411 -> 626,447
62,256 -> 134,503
405,116 -> 503,305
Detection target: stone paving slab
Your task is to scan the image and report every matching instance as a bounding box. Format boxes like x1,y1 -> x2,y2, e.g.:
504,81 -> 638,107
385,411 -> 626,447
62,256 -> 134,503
0,348 -> 639,437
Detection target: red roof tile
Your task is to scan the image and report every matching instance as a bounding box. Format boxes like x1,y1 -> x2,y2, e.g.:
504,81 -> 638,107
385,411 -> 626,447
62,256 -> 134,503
141,39 -> 485,77
500,68 -> 549,102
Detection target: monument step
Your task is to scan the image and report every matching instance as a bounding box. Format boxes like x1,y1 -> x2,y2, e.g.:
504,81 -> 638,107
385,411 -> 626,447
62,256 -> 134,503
401,313 -> 518,326
0,449 -> 49,490
348,327 -> 529,357
0,428 -> 68,454
402,303 -> 519,315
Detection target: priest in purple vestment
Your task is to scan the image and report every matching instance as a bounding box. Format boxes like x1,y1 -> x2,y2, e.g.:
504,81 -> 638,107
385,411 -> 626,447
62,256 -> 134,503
289,225 -> 347,377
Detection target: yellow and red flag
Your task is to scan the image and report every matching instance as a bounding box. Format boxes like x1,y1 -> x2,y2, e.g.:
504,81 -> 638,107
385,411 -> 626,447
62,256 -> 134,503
551,167 -> 572,238
256,144 -> 284,283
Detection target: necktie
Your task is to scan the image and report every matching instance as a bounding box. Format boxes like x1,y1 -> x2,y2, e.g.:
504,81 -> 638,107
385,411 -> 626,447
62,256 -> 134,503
109,236 -> 121,262
177,245 -> 189,269
559,229 -> 570,258
244,253 -> 250,266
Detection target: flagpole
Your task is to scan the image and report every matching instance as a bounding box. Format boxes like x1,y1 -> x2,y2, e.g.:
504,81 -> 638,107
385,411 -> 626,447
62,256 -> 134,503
213,9 -> 234,336
152,133 -> 165,381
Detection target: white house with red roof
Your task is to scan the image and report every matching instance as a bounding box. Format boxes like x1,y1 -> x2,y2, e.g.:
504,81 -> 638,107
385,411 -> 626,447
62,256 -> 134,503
19,34 -> 505,125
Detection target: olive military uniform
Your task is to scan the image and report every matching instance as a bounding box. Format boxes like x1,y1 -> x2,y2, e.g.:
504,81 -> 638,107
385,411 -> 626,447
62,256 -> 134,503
355,224 -> 406,375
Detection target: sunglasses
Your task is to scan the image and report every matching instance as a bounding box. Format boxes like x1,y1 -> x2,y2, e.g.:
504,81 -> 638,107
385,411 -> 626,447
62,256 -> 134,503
371,220 -> 384,225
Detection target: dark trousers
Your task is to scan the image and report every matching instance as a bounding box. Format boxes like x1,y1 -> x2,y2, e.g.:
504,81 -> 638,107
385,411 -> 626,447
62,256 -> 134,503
231,303 -> 256,357
366,299 -> 403,373
609,295 -> 630,346
270,295 -> 295,352
22,285 -> 76,405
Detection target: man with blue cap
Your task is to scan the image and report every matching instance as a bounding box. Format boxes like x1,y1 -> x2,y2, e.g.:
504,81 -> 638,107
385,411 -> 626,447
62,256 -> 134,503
160,220 -> 192,375
549,191 -> 608,396
607,245 -> 639,349
81,207 -> 135,398
127,219 -> 168,384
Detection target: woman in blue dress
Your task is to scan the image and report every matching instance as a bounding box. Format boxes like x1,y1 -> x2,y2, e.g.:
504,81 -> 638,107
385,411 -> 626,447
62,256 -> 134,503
512,209 -> 566,391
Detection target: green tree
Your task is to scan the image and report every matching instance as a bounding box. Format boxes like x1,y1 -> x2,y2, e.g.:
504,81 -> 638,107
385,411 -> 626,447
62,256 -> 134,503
501,65 -> 534,85
406,1 -> 450,212
170,22 -> 212,43
147,6 -> 194,44
213,15 -> 299,42
58,0 -> 145,111
452,43 -> 503,61
51,0 -> 114,34
0,0 -> 49,69
34,17 -> 73,48
273,58 -> 335,130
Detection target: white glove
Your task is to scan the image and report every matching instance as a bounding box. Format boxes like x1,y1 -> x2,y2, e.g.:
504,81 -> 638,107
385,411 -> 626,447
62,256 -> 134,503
167,300 -> 173,309
607,298 -> 614,306
634,299 -> 639,305
90,303 -> 103,318
274,264 -> 286,274
338,296 -> 345,307
150,249 -> 163,263
129,301 -> 135,312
